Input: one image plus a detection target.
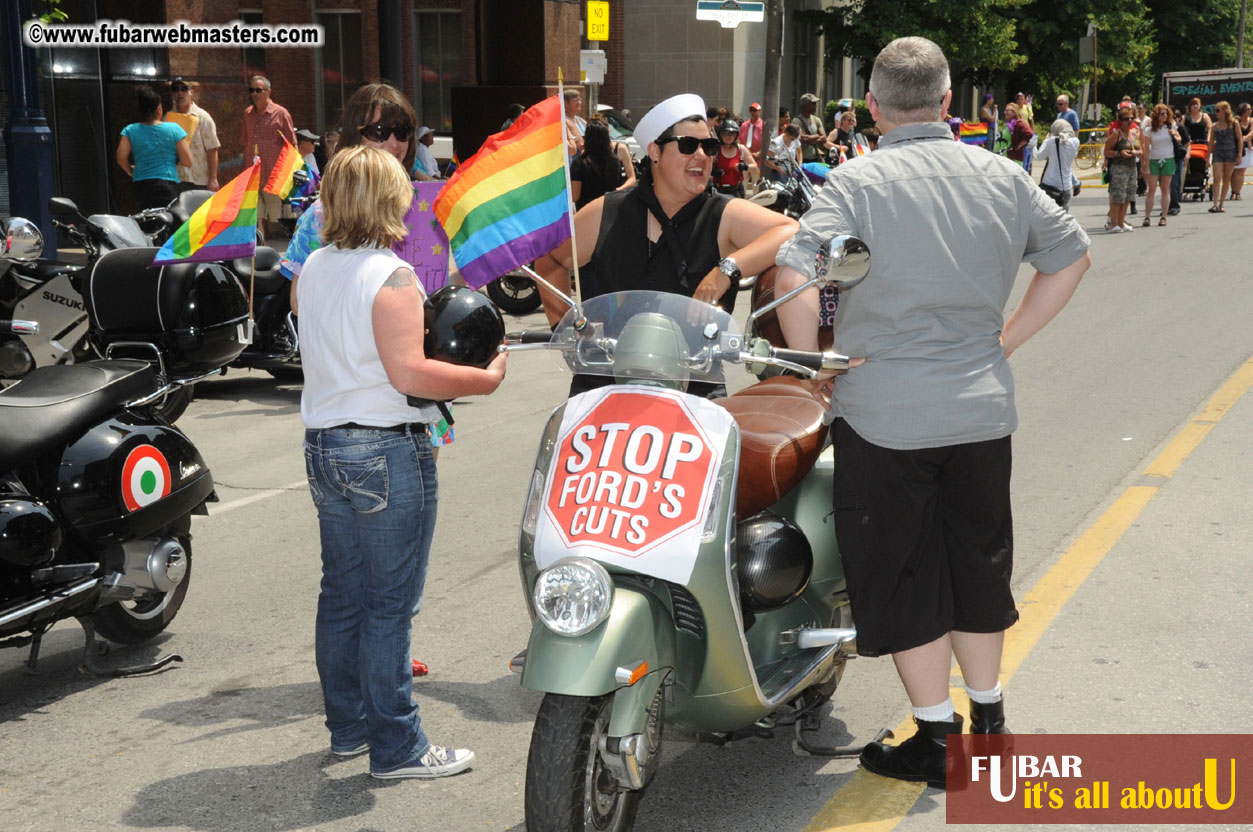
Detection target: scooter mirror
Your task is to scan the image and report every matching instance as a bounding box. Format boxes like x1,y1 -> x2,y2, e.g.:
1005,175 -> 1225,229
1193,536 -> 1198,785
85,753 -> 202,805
48,196 -> 81,217
817,234 -> 870,291
1,217 -> 44,262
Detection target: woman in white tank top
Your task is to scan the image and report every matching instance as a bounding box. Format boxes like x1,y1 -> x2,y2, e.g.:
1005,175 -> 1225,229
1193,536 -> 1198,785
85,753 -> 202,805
293,146 -> 506,780
1141,104 -> 1181,226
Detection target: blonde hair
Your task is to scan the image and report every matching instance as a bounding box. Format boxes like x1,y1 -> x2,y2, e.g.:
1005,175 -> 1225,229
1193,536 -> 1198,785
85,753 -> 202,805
1215,100 -> 1234,125
319,146 -> 412,250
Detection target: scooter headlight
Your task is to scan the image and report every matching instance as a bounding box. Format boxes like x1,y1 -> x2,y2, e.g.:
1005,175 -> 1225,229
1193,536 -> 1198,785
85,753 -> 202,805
533,557 -> 614,637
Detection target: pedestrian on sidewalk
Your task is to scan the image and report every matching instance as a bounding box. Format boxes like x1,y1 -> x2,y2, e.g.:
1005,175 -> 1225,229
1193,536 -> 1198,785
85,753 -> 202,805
1169,110 -> 1190,214
166,77 -> 220,191
117,85 -> 192,210
240,75 -> 297,240
772,36 -> 1090,791
1208,101 -> 1240,212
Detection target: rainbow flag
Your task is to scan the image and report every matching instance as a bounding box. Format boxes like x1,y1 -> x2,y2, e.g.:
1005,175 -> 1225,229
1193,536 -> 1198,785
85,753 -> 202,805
264,139 -> 303,199
152,162 -> 259,265
433,95 -> 570,289
960,121 -> 989,144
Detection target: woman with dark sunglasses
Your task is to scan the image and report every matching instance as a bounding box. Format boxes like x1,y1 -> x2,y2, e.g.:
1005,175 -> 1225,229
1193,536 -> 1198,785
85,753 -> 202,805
534,93 -> 798,398
282,82 -> 453,451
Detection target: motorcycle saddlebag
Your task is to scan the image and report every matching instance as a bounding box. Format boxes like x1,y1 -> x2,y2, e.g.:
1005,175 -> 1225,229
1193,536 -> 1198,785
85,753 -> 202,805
84,247 -> 250,377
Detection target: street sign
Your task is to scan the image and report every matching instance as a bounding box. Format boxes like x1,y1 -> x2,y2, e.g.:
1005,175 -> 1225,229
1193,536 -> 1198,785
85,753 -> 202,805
587,1 -> 609,41
696,0 -> 765,29
580,49 -> 606,85
1079,36 -> 1095,65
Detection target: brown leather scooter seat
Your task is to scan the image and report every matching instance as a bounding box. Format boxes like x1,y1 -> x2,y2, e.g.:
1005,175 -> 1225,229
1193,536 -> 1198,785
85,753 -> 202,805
714,376 -> 831,517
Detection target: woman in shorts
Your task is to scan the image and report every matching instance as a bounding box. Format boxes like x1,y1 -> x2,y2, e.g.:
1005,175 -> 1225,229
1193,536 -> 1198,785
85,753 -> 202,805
1140,104 -> 1181,226
1104,103 -> 1141,232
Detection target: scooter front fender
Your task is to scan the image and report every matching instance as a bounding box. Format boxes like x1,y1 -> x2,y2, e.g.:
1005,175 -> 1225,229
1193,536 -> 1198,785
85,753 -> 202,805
521,585 -> 675,700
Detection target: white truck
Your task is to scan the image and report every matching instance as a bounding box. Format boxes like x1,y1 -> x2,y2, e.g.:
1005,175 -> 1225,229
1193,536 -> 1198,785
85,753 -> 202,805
1161,68 -> 1253,116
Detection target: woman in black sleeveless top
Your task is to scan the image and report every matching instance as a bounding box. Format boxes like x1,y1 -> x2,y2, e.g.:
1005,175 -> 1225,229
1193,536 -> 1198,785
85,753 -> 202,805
535,93 -> 798,397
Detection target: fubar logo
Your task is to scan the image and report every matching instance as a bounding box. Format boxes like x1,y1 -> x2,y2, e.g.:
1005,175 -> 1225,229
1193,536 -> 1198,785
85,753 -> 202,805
948,735 -> 1250,824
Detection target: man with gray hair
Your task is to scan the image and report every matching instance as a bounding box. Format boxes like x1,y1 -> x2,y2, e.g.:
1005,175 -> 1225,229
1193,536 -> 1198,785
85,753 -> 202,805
240,75 -> 296,239
773,36 -> 1090,789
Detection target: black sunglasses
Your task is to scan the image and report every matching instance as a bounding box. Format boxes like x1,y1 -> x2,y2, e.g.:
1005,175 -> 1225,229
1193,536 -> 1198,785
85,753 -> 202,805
171,84 -> 190,92
248,87 -> 266,94
657,136 -> 720,156
359,122 -> 414,143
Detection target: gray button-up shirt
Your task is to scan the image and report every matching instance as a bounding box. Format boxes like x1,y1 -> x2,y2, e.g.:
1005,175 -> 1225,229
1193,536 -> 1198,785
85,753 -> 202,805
776,121 -> 1089,450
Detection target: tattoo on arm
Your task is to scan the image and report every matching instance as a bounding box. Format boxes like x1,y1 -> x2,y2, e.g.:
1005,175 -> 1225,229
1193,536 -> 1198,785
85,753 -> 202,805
382,267 -> 417,291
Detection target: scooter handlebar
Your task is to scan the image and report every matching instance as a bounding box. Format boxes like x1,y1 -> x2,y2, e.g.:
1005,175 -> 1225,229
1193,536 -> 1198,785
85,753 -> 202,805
505,330 -> 553,346
770,347 -> 850,374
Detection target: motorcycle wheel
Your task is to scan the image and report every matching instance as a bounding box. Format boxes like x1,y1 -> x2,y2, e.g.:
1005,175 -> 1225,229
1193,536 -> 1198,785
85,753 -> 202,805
525,690 -> 662,832
90,540 -> 192,645
154,385 -> 194,422
486,273 -> 543,315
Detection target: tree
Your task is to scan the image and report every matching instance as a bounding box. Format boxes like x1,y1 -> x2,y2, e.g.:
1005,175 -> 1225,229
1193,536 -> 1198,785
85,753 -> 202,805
800,0 -> 1030,84
1146,0 -> 1243,80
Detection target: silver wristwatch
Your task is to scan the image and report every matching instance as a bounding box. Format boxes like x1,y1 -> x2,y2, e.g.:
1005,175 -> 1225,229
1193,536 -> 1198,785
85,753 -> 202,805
717,256 -> 742,282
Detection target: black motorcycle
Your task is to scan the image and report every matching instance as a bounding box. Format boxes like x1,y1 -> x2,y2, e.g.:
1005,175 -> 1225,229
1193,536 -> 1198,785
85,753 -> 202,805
0,253 -> 249,677
56,193 -> 301,385
749,152 -> 817,218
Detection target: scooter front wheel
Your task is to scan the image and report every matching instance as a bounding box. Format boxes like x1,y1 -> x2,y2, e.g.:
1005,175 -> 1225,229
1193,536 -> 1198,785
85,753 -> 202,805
524,693 -> 652,832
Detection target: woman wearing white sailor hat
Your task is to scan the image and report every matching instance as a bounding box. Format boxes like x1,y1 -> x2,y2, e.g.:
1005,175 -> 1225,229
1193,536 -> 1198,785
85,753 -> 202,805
534,93 -> 798,397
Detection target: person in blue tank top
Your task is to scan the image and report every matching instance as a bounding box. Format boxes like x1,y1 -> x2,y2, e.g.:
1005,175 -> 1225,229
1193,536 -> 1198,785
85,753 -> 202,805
117,85 -> 191,210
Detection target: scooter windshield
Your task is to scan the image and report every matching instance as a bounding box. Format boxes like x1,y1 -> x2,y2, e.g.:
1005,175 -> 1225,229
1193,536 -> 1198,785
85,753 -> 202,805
88,215 -> 149,249
550,291 -> 742,386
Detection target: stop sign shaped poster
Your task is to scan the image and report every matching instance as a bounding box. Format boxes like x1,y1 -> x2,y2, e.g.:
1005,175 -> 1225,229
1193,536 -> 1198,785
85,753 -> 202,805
535,386 -> 734,586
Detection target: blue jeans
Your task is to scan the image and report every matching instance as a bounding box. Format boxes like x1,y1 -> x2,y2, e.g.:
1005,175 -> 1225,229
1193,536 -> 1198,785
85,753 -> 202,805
1023,140 -> 1034,173
304,425 -> 438,772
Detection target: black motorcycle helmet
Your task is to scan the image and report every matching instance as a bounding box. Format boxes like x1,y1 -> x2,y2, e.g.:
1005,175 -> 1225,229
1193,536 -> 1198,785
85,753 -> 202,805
718,118 -> 741,137
423,286 -> 505,368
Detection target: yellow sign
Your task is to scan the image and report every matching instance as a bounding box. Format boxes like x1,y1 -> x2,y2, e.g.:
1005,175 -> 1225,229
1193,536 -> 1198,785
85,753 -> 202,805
587,1 -> 609,41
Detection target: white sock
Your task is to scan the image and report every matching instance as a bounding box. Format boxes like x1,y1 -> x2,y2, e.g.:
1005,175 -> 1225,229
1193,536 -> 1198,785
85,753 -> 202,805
912,698 -> 955,722
966,682 -> 1003,704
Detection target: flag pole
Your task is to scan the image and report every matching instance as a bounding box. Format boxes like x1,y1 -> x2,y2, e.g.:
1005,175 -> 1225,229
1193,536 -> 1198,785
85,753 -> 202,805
557,68 -> 585,324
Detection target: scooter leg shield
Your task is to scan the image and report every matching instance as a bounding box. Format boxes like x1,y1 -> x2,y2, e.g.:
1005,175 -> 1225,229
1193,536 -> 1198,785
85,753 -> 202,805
521,585 -> 676,700
607,669 -> 666,739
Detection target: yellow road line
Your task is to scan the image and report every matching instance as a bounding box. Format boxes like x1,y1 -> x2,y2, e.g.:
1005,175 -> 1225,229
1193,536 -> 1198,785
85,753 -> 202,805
803,354 -> 1253,831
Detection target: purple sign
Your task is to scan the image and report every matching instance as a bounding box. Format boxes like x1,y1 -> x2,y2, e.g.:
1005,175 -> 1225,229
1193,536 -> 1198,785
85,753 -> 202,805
392,181 -> 450,296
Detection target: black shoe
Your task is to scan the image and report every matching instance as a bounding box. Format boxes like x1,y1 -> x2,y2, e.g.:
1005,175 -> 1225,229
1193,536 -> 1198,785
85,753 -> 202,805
1129,203 -> 1137,214
859,713 -> 963,789
1168,207 -> 1181,216
970,699 -> 1011,735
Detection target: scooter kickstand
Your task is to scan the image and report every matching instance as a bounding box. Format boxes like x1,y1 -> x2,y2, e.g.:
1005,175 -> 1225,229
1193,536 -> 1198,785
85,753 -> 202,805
74,617 -> 183,678
792,712 -> 893,758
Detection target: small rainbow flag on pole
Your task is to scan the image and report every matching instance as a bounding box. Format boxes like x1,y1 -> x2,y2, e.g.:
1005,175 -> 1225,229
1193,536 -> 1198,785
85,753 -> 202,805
264,138 -> 304,199
152,162 -> 260,265
433,95 -> 570,289
959,121 -> 989,144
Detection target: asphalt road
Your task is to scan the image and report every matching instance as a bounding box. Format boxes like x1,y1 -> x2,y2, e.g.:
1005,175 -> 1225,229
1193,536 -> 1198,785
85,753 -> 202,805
2,186 -> 1251,832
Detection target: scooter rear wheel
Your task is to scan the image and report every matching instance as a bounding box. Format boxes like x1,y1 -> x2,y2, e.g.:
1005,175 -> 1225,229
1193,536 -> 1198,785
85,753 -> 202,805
91,540 -> 192,645
524,693 -> 650,832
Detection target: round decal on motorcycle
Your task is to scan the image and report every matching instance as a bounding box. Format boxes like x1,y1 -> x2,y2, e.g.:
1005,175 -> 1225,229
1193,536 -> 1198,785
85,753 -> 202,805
121,444 -> 172,512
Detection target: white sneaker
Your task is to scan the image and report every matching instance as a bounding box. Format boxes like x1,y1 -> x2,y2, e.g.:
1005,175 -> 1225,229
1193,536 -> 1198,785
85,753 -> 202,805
1122,223 -> 1135,232
1103,217 -> 1112,231
371,745 -> 475,779
1109,225 -> 1124,234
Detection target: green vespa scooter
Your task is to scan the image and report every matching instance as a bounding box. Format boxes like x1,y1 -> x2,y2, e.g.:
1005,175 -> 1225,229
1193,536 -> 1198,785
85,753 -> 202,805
506,237 -> 871,831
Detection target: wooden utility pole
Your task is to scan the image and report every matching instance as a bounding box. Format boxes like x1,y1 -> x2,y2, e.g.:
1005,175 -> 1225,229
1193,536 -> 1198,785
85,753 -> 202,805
1238,0 -> 1248,68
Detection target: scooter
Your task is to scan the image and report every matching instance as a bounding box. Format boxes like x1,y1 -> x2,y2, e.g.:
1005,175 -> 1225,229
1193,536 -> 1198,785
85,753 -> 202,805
0,239 -> 250,677
52,195 -> 302,385
503,237 -> 877,831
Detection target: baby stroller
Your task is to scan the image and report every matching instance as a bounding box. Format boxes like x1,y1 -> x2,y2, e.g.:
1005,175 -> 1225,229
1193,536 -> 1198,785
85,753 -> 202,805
1181,143 -> 1211,201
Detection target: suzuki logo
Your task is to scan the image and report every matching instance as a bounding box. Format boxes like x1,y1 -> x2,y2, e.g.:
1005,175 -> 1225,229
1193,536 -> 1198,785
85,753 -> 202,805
41,290 -> 85,311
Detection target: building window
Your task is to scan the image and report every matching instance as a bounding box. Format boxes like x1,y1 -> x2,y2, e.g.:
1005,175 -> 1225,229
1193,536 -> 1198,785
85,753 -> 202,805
315,11 -> 363,131
240,9 -> 265,80
413,10 -> 461,132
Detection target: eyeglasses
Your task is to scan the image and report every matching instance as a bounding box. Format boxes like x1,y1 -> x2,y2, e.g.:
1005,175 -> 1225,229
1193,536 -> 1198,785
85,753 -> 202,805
172,85 -> 190,92
359,122 -> 415,143
248,87 -> 266,94
657,136 -> 720,156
